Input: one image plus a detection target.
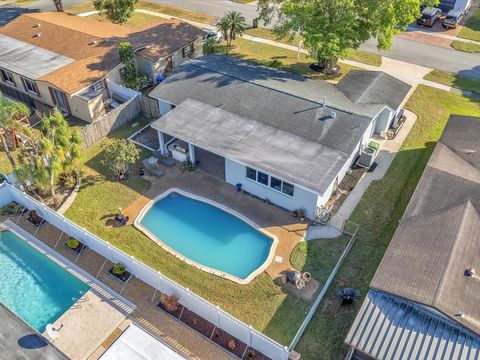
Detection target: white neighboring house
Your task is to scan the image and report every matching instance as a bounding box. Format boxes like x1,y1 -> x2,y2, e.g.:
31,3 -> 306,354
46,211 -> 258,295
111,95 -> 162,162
148,55 -> 411,219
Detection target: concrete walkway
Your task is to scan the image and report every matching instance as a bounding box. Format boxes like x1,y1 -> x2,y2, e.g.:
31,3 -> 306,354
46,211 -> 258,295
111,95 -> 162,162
335,110 -> 418,220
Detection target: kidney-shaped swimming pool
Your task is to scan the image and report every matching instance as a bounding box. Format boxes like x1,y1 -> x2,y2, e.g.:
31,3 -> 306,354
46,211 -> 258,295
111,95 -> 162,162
135,190 -> 277,283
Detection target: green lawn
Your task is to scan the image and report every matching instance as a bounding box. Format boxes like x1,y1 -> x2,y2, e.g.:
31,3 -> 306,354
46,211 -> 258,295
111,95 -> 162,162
458,8 -> 480,41
65,1 -> 216,24
87,11 -> 166,28
424,69 -> 480,94
244,28 -> 382,67
215,38 -> 362,81
291,235 -> 351,285
294,86 -> 480,359
451,40 -> 480,53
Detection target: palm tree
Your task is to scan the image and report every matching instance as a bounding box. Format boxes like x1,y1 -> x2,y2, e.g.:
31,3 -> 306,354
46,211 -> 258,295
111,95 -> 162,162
0,95 -> 32,171
225,11 -> 246,46
17,108 -> 81,202
216,17 -> 230,43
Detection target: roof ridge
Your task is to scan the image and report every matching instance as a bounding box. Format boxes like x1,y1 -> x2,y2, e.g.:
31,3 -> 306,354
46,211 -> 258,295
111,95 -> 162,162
432,201 -> 479,308
190,56 -> 358,115
355,71 -> 383,105
432,142 -> 480,182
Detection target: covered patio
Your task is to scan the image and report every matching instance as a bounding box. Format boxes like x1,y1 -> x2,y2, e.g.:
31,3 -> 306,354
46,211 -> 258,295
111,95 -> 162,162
151,98 -> 350,219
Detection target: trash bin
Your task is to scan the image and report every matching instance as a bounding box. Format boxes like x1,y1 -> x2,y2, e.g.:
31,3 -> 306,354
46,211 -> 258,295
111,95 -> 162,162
236,183 -> 242,192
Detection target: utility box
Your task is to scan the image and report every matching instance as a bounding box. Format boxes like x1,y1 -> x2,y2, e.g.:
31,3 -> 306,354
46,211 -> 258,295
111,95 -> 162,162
358,147 -> 376,168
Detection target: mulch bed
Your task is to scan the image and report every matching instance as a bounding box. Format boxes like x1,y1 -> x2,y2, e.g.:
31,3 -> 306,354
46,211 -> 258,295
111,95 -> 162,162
244,347 -> 271,360
63,240 -> 86,255
156,301 -> 184,319
25,211 -> 45,228
156,298 -> 272,359
180,308 -> 215,338
339,165 -> 368,192
211,327 -> 248,358
107,268 -> 132,283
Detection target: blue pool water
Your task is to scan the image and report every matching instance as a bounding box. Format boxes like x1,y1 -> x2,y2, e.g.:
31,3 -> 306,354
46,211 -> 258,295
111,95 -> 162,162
139,192 -> 274,280
0,230 -> 90,332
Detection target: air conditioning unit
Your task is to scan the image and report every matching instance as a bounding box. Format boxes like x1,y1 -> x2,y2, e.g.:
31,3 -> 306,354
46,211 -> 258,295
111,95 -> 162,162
358,147 -> 376,168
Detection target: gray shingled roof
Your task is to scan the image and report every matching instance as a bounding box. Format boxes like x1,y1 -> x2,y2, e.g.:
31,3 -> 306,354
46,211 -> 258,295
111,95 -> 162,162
151,99 -> 349,194
336,70 -> 412,111
370,115 -> 480,336
346,290 -> 480,360
149,55 -> 404,154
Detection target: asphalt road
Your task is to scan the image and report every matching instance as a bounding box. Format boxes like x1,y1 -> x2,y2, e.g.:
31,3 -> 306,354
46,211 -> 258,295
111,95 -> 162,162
3,0 -> 480,80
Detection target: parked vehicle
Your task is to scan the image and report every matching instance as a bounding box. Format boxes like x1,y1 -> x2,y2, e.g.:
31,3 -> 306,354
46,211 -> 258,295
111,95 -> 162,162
454,0 -> 472,14
443,9 -> 465,28
417,7 -> 442,27
202,29 -> 222,43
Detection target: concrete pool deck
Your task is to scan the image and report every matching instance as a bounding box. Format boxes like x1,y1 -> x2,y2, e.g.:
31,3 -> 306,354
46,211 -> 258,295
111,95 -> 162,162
123,163 -> 308,282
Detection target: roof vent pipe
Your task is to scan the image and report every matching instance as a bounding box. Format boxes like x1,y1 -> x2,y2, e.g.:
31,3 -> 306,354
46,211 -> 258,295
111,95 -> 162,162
89,40 -> 97,45
34,33 -> 41,38
331,111 -> 337,119
465,267 -> 476,277
35,23 -> 41,28
456,312 -> 465,319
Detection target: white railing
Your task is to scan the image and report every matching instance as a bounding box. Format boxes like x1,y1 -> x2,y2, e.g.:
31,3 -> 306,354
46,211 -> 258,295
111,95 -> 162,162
0,183 -> 290,360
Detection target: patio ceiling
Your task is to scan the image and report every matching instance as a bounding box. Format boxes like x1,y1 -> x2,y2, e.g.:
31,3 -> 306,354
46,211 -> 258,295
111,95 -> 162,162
151,98 -> 349,195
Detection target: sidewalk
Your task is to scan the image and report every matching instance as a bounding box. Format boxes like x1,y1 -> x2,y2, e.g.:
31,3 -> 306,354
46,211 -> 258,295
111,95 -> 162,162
406,25 -> 480,45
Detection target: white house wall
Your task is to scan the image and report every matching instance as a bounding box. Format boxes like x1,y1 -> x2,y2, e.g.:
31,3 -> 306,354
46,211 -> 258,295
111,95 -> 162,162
224,158 -> 319,218
159,99 -> 174,116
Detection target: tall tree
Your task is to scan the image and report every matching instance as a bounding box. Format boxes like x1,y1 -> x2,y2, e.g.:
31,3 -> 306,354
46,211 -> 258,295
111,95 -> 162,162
257,0 -> 435,70
118,42 -> 145,89
101,139 -> 140,179
52,0 -> 63,12
93,0 -> 138,24
0,95 -> 32,171
17,109 -> 81,201
217,11 -> 246,46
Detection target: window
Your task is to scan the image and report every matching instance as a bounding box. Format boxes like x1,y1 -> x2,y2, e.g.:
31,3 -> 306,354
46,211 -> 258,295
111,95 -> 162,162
246,167 -> 295,197
0,69 -> 15,85
282,182 -> 295,197
270,177 -> 282,191
92,80 -> 105,92
246,167 -> 257,181
22,77 -> 38,95
257,171 -> 269,186
182,43 -> 195,58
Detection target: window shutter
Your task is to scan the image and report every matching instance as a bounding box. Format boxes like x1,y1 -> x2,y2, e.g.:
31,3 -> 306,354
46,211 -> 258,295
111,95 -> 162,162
49,87 -> 57,106
62,92 -> 71,114
33,82 -> 40,97
21,77 -> 28,92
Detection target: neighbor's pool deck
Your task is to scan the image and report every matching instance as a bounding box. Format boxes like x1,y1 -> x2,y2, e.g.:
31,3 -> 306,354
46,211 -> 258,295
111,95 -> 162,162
124,162 -> 308,282
0,213 -> 234,360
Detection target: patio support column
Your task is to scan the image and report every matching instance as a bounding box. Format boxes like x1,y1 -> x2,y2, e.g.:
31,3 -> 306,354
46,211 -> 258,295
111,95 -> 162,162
158,131 -> 166,155
188,143 -> 196,164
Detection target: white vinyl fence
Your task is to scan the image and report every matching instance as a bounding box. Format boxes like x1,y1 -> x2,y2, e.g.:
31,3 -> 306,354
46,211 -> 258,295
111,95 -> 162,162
0,183 -> 290,360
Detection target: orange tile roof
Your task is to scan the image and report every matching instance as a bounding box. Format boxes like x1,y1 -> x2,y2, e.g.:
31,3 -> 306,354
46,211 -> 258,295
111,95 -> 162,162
0,12 -> 204,94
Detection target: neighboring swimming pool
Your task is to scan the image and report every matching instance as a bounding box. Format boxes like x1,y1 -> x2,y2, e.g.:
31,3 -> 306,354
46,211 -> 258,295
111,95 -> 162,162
135,190 -> 277,283
0,229 -> 90,332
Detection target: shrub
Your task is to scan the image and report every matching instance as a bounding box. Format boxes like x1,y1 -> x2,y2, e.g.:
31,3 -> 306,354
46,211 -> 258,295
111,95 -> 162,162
268,58 -> 283,69
112,263 -> 126,275
228,339 -> 237,350
159,294 -> 179,312
59,170 -> 77,189
181,160 -> 196,172
66,238 -> 79,249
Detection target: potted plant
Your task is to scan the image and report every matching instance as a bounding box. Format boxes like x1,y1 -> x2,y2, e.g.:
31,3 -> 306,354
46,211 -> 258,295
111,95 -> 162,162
27,210 -> 42,227
159,294 -> 179,313
297,208 -> 306,222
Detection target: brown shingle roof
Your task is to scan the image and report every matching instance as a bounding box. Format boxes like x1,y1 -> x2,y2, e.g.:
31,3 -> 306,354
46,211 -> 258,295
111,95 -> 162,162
371,115 -> 480,335
0,12 -> 204,94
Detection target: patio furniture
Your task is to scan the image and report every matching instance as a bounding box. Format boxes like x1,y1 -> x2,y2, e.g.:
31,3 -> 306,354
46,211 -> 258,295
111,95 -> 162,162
142,157 -> 164,177
152,151 -> 175,167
